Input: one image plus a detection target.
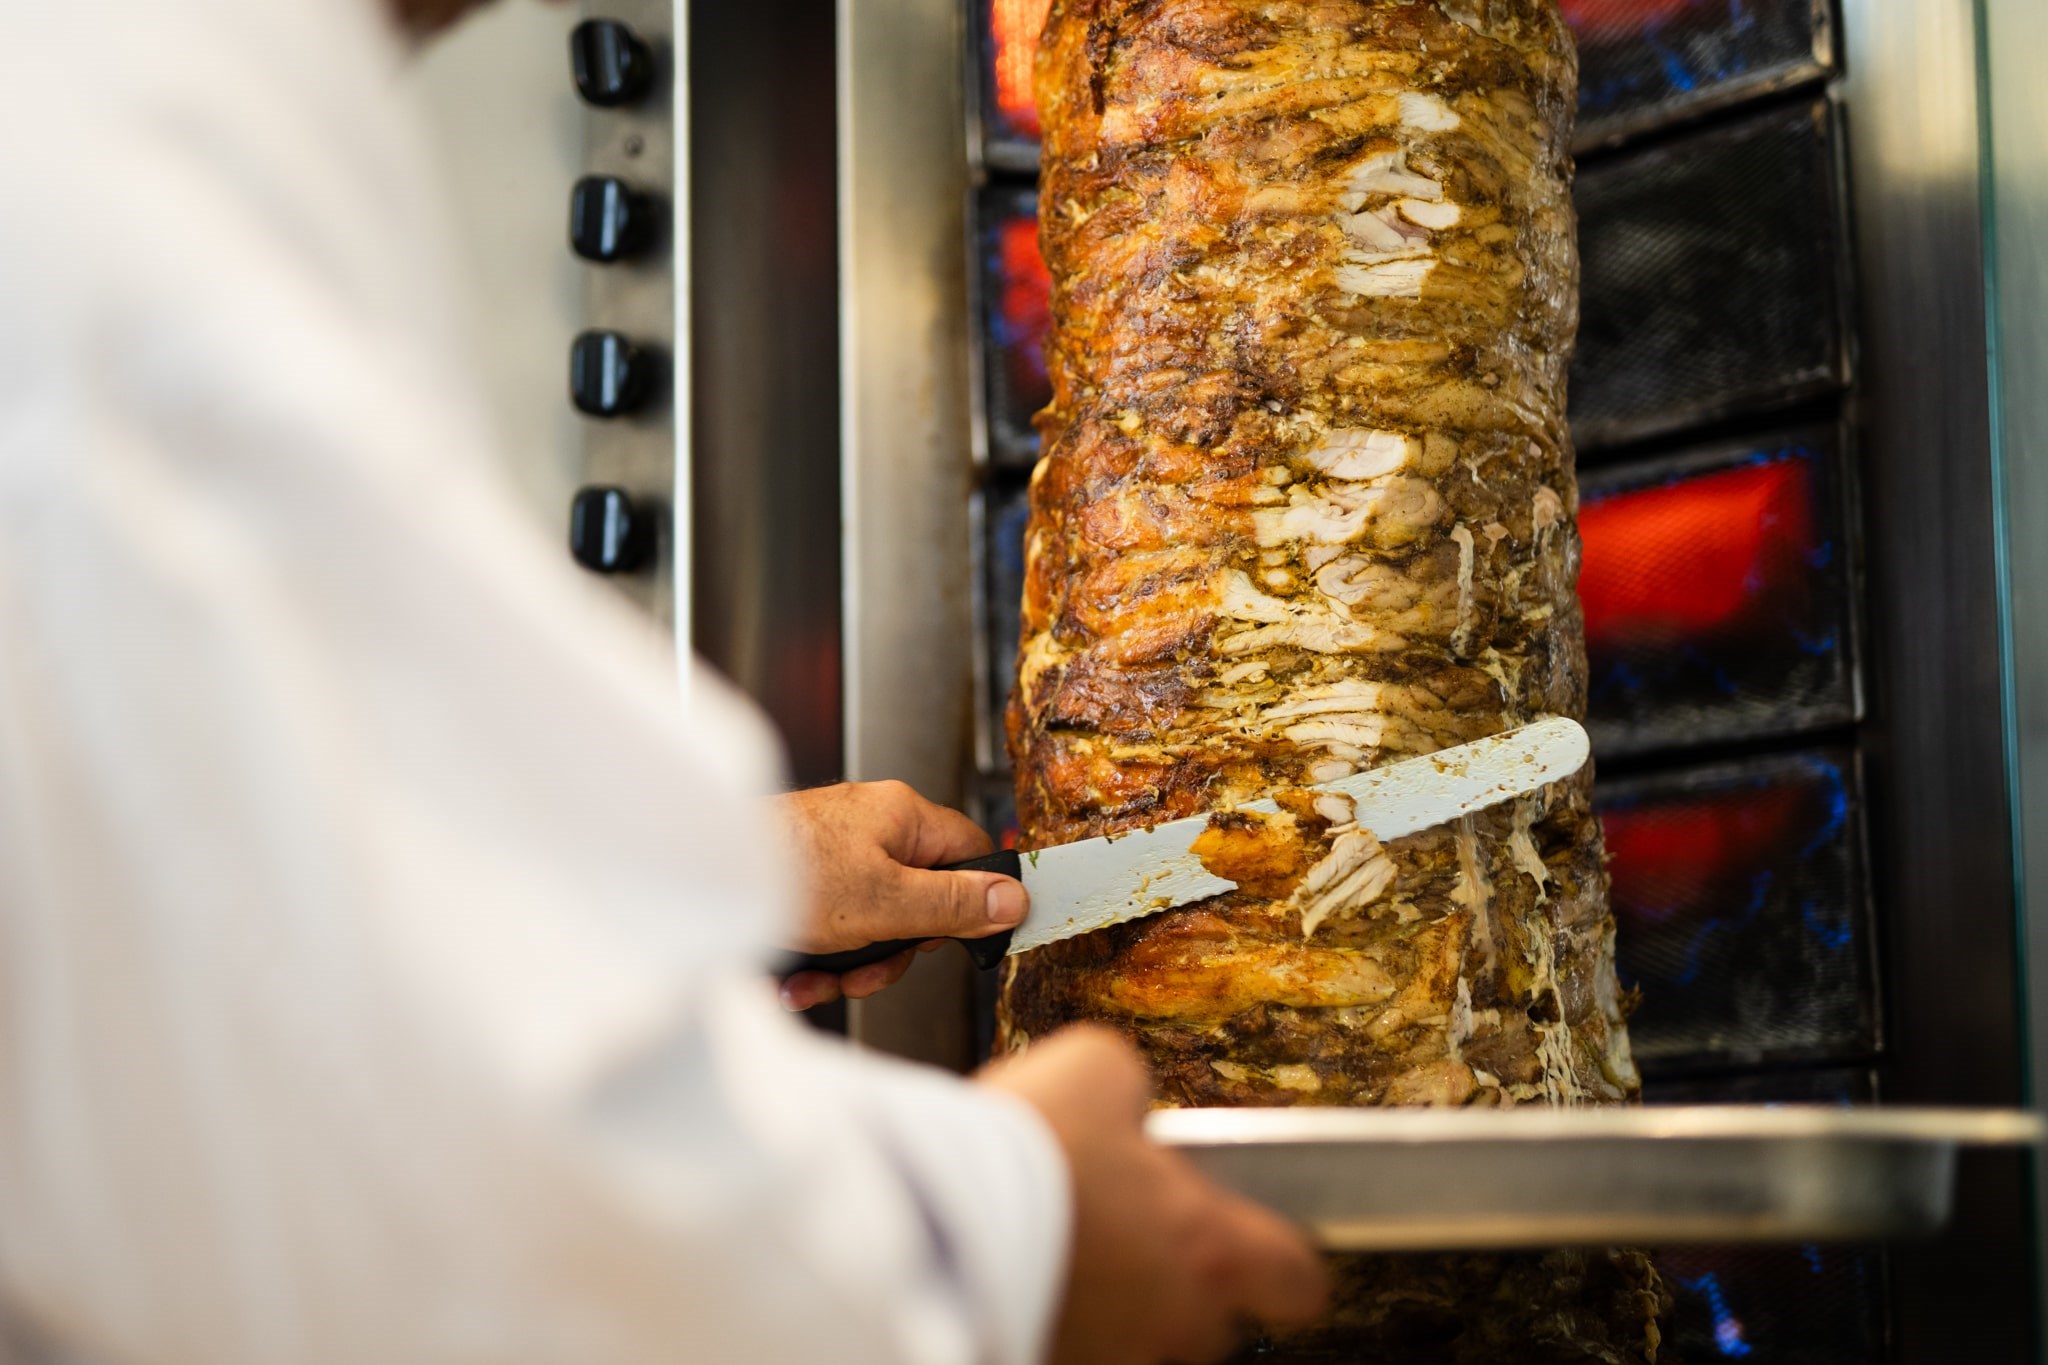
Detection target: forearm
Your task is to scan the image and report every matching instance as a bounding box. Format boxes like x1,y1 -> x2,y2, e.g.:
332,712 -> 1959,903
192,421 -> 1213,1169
598,981 -> 1072,1365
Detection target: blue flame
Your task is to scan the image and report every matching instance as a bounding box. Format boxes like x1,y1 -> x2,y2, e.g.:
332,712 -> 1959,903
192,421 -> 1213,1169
1671,867 -> 1772,984
1574,0 -> 1785,116
1801,897 -> 1854,952
1619,756 -> 1855,985
1799,759 -> 1849,857
1679,1273 -> 1756,1358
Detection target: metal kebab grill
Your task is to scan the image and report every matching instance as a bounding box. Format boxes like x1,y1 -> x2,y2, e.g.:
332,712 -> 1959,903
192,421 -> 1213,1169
966,0 -> 1870,1354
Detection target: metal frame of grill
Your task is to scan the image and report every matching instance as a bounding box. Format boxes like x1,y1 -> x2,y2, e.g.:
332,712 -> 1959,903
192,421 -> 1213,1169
944,0 -> 2041,1354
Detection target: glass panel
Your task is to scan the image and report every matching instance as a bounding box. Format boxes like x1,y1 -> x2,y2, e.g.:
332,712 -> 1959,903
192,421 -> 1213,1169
1573,100 -> 1849,451
1566,0 -> 1833,148
1984,0 -> 2048,1313
976,186 -> 1052,467
1579,426 -> 1857,753
1598,749 -> 1876,1073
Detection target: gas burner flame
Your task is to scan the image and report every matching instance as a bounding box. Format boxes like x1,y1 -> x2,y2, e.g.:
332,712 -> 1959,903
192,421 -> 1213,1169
988,0 -> 1053,140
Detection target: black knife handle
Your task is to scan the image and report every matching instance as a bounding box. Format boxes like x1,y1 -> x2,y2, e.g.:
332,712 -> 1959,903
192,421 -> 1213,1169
778,849 -> 1023,977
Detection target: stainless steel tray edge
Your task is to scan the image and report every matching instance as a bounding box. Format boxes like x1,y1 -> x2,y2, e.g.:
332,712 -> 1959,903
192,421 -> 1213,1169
1148,1106 -> 2041,1251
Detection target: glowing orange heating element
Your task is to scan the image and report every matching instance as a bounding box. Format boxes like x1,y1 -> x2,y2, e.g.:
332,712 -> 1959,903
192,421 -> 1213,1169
1578,456 -> 1814,646
997,214 -> 1052,399
1602,786 -> 1805,923
990,0 -> 1053,140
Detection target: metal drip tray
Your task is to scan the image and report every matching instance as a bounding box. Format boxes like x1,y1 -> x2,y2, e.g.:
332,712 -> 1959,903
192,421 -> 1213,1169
1147,1106 -> 2041,1251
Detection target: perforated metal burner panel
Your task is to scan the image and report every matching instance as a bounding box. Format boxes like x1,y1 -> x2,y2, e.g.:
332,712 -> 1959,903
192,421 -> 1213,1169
1567,0 -> 1837,151
972,184 -> 1048,470
1599,749 -> 1877,1075
1571,99 -> 1852,453
1578,423 -> 1861,754
1642,1067 -> 1884,1365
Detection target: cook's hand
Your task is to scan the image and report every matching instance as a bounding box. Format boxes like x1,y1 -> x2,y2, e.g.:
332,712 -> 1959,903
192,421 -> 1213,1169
776,781 -> 1027,1011
981,1027 -> 1329,1364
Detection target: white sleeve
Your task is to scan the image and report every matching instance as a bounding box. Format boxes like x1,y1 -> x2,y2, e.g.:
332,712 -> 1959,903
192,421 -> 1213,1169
0,5 -> 1068,1365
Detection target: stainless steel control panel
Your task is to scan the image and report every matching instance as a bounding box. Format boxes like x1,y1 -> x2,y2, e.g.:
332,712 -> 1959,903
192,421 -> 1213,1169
572,2 -> 682,639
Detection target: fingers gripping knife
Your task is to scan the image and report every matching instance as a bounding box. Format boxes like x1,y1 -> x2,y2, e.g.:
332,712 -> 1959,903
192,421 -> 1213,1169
781,717 -> 1590,977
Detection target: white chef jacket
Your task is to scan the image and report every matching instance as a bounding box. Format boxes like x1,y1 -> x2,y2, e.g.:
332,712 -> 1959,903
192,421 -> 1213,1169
0,2 -> 1068,1364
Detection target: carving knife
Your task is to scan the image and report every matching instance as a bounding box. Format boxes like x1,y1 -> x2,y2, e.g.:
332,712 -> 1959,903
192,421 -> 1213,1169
780,716 -> 1589,977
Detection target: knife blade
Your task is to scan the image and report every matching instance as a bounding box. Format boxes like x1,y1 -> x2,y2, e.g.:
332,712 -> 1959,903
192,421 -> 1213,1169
780,716 -> 1588,978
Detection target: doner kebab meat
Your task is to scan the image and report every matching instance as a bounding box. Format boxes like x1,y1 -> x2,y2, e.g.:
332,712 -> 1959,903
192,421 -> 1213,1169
997,1 -> 1664,1357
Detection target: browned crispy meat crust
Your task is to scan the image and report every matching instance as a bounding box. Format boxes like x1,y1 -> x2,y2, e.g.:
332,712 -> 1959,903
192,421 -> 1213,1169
1251,1248 -> 1671,1363
1000,0 -> 1636,1112
999,2 -> 1662,1357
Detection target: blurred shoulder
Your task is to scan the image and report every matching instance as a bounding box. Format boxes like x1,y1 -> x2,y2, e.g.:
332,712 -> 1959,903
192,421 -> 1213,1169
0,0 -> 463,367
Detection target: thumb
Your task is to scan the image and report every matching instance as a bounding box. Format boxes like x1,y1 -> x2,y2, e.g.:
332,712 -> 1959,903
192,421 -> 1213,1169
887,865 -> 1030,941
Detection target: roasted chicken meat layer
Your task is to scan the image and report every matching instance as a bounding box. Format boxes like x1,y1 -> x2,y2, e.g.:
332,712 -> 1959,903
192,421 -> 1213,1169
1000,0 -> 1639,1119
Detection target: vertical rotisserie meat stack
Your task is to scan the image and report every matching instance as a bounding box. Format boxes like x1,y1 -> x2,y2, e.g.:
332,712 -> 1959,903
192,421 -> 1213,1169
998,1 -> 1664,1356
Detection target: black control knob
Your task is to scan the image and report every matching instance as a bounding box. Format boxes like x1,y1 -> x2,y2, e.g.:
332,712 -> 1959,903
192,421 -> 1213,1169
569,330 -> 653,418
569,486 -> 652,574
570,176 -> 657,263
571,19 -> 655,107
